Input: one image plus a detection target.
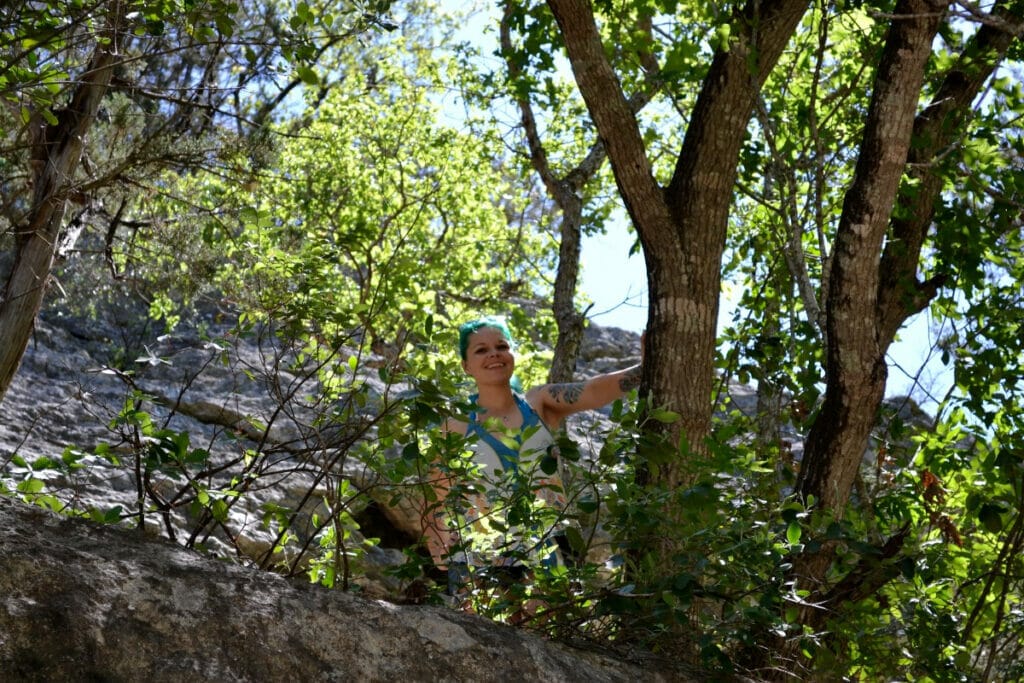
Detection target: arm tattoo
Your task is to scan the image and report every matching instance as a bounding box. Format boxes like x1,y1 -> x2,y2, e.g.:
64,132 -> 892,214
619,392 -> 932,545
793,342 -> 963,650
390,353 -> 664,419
619,365 -> 641,392
548,382 -> 585,405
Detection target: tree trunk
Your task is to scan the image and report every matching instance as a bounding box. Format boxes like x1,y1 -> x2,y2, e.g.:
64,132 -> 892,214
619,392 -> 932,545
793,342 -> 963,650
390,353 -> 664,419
793,0 -> 950,623
789,0 -> 1023,631
548,0 -> 809,486
877,0 -> 1022,343
548,198 -> 587,383
0,3 -> 124,405
501,4 -> 603,385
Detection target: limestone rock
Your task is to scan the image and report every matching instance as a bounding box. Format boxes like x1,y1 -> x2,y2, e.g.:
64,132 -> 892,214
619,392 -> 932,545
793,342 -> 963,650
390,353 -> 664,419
0,496 -> 675,682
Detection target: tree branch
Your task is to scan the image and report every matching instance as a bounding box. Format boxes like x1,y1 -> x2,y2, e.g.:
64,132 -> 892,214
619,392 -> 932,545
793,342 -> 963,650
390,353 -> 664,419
876,0 -> 1024,344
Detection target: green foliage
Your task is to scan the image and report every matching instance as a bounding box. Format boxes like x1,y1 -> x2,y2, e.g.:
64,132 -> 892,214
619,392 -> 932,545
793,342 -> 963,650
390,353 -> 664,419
709,3 -> 1024,672
3,1 -> 1024,680
1,0 -> 568,605
120,3 -> 554,335
366,390 -> 799,673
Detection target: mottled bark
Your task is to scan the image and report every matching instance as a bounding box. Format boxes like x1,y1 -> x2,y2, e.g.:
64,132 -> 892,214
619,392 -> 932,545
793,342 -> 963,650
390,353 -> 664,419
502,3 -> 660,384
548,201 -> 588,384
796,0 -> 1023,529
789,0 -> 1023,630
877,0 -> 1023,343
793,0 -> 950,619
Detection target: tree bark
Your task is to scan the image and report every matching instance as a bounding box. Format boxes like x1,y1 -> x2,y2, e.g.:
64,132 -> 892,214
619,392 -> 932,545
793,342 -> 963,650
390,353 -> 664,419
793,0 -> 950,619
502,3 -> 661,384
0,2 -> 124,405
790,0 -> 1023,630
877,0 -> 1023,343
0,496 -> 676,682
548,0 -> 809,485
548,199 -> 588,384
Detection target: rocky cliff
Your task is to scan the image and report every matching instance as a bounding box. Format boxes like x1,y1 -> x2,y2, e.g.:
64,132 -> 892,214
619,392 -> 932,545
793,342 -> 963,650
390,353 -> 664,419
0,308 -> 644,590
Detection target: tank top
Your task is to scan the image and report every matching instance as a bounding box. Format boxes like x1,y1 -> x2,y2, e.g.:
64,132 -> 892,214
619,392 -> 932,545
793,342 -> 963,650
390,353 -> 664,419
466,393 -> 550,473
451,393 -> 567,565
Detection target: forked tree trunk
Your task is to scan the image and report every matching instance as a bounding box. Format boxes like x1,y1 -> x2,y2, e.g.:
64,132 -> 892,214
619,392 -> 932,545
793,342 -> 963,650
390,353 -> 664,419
548,0 -> 810,484
793,0 -> 1021,629
798,0 -> 947,520
547,0 -> 1022,658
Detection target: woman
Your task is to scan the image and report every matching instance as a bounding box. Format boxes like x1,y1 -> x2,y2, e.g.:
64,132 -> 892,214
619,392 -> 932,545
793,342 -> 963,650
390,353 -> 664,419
422,316 -> 642,597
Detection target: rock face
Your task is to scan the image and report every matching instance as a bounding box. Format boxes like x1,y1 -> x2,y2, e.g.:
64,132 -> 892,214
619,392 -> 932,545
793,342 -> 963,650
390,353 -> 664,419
0,496 -> 670,682
0,310 -> 646,595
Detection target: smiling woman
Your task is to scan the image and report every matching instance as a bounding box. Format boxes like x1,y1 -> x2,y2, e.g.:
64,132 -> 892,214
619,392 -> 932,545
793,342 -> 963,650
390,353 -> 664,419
421,316 -> 643,612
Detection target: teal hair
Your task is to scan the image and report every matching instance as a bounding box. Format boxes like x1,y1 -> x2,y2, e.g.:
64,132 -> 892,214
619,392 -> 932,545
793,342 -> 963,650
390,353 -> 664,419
458,316 -> 514,360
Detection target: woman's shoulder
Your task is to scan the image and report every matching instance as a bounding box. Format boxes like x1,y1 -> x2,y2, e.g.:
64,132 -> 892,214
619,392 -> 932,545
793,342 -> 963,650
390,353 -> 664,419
521,387 -> 545,411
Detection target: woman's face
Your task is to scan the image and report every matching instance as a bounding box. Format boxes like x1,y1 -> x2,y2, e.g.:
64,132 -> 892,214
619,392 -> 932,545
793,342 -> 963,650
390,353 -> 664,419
462,326 -> 515,385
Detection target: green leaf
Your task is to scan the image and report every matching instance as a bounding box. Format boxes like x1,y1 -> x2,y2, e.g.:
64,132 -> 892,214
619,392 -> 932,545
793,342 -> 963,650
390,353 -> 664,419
552,437 -> 580,462
296,65 -> 319,85
211,499 -> 229,522
899,557 -> 916,580
91,505 -> 123,524
402,441 -> 421,460
17,478 -> 45,494
978,504 -> 1004,533
31,456 -> 55,470
564,526 -> 587,555
648,408 -> 680,424
786,521 -> 802,546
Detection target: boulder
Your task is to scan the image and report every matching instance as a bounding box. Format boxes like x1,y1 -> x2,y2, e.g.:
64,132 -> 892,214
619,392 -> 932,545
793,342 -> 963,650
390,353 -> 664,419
0,496 -> 676,682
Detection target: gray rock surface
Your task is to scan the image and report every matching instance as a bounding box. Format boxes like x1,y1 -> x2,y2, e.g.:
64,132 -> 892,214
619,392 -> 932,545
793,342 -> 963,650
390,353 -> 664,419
0,495 -> 675,682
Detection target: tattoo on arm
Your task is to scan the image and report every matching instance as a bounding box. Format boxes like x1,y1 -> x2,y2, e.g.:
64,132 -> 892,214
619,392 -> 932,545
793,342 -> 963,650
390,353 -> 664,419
548,382 -> 585,405
619,365 -> 641,393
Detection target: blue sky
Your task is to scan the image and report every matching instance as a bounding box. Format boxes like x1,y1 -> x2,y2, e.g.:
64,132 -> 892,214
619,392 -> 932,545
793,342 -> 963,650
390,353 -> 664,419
580,223 -> 648,332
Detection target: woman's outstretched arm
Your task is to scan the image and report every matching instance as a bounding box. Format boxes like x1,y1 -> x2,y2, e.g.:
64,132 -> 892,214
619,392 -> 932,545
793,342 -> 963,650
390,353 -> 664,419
527,362 -> 641,429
